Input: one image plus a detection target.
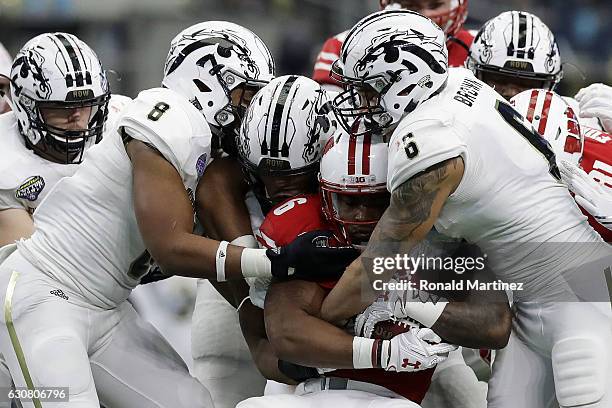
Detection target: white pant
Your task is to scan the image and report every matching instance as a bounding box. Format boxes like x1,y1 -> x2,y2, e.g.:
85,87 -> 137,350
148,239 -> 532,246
237,378 -> 421,408
192,279 -> 266,408
0,248 -> 212,408
421,348 -> 487,408
129,276 -> 197,371
488,302 -> 611,408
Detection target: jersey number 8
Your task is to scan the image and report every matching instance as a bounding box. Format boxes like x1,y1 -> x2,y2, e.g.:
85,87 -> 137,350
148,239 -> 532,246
148,102 -> 170,121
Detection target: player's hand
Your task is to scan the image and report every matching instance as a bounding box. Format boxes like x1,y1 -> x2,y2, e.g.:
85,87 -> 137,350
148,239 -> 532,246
575,83 -> 612,133
267,230 -> 359,280
560,160 -> 612,230
355,284 -> 419,338
378,328 -> 457,373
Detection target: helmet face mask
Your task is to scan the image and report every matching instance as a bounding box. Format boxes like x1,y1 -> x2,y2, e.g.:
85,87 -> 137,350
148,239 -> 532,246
24,95 -> 110,163
10,33 -> 110,164
331,62 -> 396,136
321,184 -> 389,248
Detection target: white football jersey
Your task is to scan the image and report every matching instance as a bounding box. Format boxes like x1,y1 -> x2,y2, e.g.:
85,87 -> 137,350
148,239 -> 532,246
0,95 -> 131,214
388,68 -> 608,299
18,88 -> 212,308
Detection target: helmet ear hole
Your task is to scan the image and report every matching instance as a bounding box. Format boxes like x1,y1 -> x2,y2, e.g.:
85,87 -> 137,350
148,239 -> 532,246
193,79 -> 211,92
398,84 -> 415,96
218,45 -> 231,58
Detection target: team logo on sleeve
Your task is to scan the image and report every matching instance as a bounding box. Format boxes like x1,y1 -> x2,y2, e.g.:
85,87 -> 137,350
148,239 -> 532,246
196,153 -> 208,177
15,176 -> 45,202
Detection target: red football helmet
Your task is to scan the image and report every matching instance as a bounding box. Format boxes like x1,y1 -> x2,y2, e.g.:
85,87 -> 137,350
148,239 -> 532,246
382,0 -> 469,37
319,131 -> 390,248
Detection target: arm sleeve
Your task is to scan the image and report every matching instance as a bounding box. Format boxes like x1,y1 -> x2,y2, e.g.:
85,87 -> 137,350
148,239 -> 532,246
0,189 -> 22,211
387,120 -> 468,193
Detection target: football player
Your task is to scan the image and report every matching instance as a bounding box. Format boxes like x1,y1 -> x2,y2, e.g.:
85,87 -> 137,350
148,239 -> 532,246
239,131 -> 509,408
0,22 -> 352,408
0,32 -> 130,405
0,33 -> 130,248
313,0 -> 472,92
322,10 -> 611,408
467,11 -> 563,102
233,74 -> 341,383
235,76 -> 509,408
0,41 -> 11,113
510,89 -> 612,242
188,24 -> 280,407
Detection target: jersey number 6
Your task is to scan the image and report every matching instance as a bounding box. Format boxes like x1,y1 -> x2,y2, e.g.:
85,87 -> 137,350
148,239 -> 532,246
496,100 -> 562,181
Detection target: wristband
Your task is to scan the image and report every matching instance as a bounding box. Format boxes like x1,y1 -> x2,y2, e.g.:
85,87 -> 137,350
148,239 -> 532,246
352,337 -> 376,369
404,301 -> 448,328
215,241 -> 229,282
240,248 -> 272,279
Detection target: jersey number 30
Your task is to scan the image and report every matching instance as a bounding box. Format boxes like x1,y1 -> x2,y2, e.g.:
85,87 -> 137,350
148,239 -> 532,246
496,100 -> 562,181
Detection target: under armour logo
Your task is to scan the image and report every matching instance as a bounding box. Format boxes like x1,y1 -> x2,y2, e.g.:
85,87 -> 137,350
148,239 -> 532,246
50,289 -> 69,300
402,359 -> 421,369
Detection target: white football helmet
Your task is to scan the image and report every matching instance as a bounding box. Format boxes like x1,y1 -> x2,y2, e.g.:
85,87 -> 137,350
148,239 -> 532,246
10,33 -> 110,163
320,133 -> 389,248
163,21 -> 275,145
511,89 -> 583,166
238,75 -> 336,203
331,10 -> 448,136
467,11 -> 563,93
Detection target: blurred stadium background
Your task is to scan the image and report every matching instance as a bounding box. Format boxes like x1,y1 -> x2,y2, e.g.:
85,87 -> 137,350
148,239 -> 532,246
1,0 -> 611,99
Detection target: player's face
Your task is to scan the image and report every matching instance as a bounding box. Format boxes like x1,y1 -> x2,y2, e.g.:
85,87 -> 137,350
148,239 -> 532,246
0,77 -> 11,114
230,84 -> 259,113
261,172 -> 315,205
40,106 -> 92,130
380,0 -> 451,17
334,192 -> 389,244
480,72 -> 548,101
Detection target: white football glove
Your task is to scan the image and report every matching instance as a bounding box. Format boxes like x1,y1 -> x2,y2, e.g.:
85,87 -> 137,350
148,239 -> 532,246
380,328 -> 457,373
355,284 -> 419,338
575,83 -> 612,133
560,160 -> 612,230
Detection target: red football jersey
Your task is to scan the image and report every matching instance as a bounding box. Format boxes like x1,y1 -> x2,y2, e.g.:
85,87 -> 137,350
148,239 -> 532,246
259,193 -> 435,403
579,126 -> 612,242
257,194 -> 332,249
312,29 -> 474,88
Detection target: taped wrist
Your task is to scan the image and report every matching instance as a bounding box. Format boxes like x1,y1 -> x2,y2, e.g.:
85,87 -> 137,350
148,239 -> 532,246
353,337 -> 387,369
240,248 -> 272,279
